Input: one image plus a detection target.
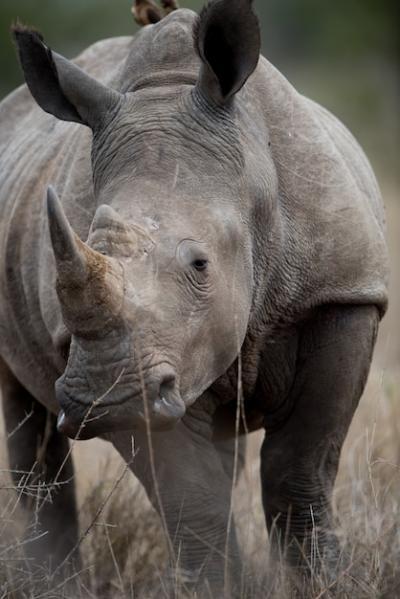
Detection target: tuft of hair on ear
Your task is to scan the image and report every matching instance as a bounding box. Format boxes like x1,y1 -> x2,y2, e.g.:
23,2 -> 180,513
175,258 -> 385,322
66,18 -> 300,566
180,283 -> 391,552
193,0 -> 260,102
11,20 -> 45,45
11,21 -> 61,97
11,20 -> 56,78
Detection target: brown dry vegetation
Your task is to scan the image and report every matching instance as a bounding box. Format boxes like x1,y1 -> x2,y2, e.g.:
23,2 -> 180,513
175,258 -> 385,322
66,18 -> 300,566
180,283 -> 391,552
0,185 -> 399,598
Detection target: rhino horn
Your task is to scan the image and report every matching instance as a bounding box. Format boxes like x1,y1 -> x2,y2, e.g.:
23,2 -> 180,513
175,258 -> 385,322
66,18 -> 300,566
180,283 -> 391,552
47,186 -> 123,335
47,186 -> 92,287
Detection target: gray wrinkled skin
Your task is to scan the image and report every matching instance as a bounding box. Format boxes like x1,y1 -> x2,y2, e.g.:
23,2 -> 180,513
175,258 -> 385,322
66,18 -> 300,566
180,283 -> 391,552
0,4 -> 389,595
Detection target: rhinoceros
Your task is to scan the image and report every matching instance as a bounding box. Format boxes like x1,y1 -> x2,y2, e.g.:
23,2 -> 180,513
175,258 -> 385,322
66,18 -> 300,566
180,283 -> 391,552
0,0 -> 389,593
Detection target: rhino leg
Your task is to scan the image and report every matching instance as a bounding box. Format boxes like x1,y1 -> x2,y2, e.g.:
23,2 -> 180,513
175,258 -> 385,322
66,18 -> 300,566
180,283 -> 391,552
260,304 -> 379,575
214,435 -> 246,482
0,358 -> 80,574
113,396 -> 242,596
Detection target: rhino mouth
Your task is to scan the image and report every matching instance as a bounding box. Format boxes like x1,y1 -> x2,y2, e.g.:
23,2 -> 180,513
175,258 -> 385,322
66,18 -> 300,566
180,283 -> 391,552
56,404 -> 132,440
55,372 -> 186,439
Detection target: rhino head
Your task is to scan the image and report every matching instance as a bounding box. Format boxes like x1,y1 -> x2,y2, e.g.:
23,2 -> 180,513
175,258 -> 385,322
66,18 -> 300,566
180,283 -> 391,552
13,1 -> 265,438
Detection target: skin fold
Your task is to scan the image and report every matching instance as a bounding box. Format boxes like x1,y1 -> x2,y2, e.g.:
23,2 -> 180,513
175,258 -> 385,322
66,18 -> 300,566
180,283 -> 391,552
0,0 -> 389,594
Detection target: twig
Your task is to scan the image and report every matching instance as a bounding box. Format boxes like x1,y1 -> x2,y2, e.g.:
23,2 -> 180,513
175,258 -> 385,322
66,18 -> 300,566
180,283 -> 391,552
224,330 -> 242,597
6,408 -> 34,440
49,440 -> 136,583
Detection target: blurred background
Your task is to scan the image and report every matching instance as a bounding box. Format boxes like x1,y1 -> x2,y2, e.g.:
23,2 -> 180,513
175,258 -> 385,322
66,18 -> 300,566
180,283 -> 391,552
0,3 -> 399,595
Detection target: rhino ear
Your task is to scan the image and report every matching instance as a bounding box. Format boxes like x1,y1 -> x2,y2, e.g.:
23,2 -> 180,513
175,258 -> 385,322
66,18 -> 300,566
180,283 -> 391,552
12,25 -> 121,128
194,0 -> 261,105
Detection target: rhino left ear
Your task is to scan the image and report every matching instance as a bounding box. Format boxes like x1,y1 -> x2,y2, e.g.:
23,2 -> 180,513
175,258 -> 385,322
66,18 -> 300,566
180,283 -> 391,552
12,24 -> 121,128
194,0 -> 261,105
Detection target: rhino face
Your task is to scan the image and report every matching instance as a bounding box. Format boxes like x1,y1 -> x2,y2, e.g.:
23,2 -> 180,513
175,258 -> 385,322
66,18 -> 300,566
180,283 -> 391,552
48,186 -> 252,437
14,1 -> 262,437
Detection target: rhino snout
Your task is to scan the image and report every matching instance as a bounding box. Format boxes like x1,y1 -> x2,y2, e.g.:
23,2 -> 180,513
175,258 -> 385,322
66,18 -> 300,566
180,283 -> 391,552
54,366 -> 186,438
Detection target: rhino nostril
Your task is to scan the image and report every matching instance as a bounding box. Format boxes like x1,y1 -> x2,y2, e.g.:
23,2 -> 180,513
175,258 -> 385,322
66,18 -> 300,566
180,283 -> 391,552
57,409 -> 67,431
152,371 -> 185,422
159,373 -> 176,398
57,409 -> 81,438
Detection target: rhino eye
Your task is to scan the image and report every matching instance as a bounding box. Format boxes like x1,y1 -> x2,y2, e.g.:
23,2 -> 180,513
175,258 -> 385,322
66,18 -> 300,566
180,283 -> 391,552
192,259 -> 208,272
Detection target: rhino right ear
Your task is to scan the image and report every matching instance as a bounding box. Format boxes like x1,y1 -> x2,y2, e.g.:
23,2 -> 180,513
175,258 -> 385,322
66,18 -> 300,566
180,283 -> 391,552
194,0 -> 260,105
12,25 -> 121,128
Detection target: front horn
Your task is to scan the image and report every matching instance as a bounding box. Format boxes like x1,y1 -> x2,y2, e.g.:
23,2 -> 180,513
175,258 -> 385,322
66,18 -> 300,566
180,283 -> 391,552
46,186 -> 123,335
47,186 -> 89,287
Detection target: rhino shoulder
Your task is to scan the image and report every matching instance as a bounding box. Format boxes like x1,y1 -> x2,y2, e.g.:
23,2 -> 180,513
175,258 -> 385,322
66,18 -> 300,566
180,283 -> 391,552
249,56 -> 389,316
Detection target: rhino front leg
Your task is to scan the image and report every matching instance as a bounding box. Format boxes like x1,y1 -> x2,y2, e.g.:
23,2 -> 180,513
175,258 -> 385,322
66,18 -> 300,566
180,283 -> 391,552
113,401 -> 242,596
261,304 -> 379,575
0,358 -> 80,574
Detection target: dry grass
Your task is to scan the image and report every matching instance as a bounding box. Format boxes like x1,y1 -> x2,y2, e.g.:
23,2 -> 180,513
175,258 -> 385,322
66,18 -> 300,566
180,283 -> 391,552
1,365 -> 399,598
